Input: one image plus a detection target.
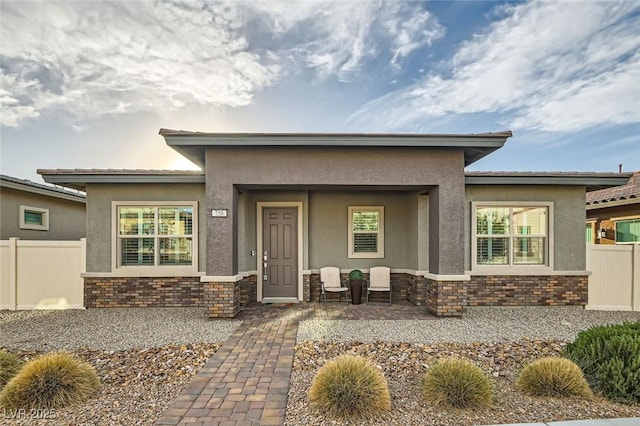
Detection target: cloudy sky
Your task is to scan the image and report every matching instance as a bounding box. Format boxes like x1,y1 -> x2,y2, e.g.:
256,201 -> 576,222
1,0 -> 639,183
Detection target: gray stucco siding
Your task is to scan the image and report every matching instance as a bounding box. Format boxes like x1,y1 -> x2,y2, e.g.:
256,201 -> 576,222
205,146 -> 465,275
85,183 -> 206,273
308,191 -> 416,270
0,187 -> 85,240
464,185 -> 586,271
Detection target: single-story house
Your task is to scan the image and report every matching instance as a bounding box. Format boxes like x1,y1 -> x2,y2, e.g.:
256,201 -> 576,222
0,174 -> 86,240
586,171 -> 639,244
38,130 -> 631,317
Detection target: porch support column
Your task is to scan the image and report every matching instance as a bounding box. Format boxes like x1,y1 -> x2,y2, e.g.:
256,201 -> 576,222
428,184 -> 465,275
205,182 -> 238,276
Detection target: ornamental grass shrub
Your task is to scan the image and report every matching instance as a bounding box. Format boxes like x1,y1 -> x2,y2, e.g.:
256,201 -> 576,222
562,321 -> 640,404
0,350 -> 22,390
309,355 -> 390,420
516,357 -> 593,399
0,352 -> 100,409
422,357 -> 493,409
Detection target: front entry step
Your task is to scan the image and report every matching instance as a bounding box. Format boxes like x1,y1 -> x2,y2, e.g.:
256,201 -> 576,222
262,297 -> 299,304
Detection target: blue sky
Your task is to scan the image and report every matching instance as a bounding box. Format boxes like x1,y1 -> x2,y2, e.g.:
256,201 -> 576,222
1,0 -> 639,183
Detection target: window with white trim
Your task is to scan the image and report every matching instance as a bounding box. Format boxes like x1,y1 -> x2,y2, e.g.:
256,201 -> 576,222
116,205 -> 195,267
475,205 -> 549,266
19,205 -> 49,231
348,206 -> 384,258
615,218 -> 640,243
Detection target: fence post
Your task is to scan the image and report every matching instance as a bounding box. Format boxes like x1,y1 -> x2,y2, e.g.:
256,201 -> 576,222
8,238 -> 18,310
633,244 -> 640,312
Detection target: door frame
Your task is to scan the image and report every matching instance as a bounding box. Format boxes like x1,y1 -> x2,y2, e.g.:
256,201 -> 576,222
256,202 -> 303,302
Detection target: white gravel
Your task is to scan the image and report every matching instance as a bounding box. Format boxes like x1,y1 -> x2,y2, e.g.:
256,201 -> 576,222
296,306 -> 640,343
0,308 -> 240,351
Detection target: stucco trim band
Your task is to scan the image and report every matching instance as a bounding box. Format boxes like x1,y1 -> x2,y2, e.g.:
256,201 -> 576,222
201,271 -> 257,282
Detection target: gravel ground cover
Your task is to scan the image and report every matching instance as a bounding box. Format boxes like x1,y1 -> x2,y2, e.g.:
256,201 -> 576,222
286,340 -> 640,426
0,308 -> 239,351
297,306 -> 640,344
289,307 -> 640,426
1,344 -> 219,426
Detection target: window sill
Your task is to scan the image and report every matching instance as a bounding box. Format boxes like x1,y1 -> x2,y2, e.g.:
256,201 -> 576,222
85,267 -> 203,278
348,253 -> 385,259
466,265 -> 588,276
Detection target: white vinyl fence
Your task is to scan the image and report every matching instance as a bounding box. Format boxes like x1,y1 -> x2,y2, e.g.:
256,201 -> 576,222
0,238 -> 85,310
586,243 -> 640,311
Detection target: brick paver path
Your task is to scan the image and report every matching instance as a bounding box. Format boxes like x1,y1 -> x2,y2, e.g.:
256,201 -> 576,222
156,302 -> 433,425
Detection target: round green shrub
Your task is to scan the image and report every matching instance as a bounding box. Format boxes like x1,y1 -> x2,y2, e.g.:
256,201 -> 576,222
309,355 -> 390,420
516,357 -> 593,399
0,350 -> 22,390
0,352 -> 100,409
562,321 -> 640,404
422,357 -> 493,409
349,269 -> 364,281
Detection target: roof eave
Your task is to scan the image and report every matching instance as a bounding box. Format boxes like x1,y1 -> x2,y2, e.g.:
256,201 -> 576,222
465,175 -> 631,191
39,172 -> 205,191
161,131 -> 512,168
0,177 -> 86,203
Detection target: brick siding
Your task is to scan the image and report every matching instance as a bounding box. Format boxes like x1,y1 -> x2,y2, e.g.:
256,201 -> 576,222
425,278 -> 467,317
467,275 -> 588,306
84,277 -> 205,308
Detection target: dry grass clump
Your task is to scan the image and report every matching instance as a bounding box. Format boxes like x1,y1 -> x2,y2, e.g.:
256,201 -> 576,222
309,355 -> 391,420
0,350 -> 22,389
0,352 -> 100,409
517,357 -> 593,399
422,357 -> 493,409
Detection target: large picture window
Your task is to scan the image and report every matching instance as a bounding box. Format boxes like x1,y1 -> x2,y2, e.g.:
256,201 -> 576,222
116,204 -> 195,268
348,206 -> 384,258
474,205 -> 549,266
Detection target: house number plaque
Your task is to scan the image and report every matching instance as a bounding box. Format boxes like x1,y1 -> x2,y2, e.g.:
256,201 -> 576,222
211,209 -> 228,218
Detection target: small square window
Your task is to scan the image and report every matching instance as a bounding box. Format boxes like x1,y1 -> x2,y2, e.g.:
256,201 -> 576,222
19,205 -> 49,231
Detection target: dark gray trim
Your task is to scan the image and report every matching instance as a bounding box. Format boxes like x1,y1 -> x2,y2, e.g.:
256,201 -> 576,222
40,173 -> 205,191
0,174 -> 86,203
160,130 -> 513,167
465,174 -> 631,191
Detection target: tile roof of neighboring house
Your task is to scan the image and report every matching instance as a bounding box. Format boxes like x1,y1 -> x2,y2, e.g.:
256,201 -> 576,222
37,169 -> 204,175
586,171 -> 640,206
0,174 -> 86,203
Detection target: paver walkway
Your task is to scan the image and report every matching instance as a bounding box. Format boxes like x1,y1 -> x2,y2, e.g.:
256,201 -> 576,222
155,301 -> 433,425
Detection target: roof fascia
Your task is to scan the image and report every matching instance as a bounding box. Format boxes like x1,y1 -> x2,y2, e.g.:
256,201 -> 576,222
465,175 -> 631,191
40,174 -> 205,191
0,179 -> 86,203
163,133 -> 510,168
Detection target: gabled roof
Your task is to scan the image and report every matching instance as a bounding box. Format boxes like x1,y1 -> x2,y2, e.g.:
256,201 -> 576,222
37,169 -> 205,191
586,171 -> 640,208
159,129 -> 514,167
0,174 -> 86,203
465,171 -> 632,192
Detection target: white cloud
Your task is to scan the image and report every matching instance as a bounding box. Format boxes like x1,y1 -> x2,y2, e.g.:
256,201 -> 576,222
0,0 -> 442,127
349,1 -> 640,132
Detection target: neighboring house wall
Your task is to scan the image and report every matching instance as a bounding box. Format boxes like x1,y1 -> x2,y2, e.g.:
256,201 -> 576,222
586,204 -> 640,245
0,187 -> 85,240
84,183 -> 206,273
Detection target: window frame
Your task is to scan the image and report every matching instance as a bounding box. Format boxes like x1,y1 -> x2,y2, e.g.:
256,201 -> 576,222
348,206 -> 384,259
614,217 -> 640,244
471,201 -> 553,273
19,205 -> 49,231
111,201 -> 198,274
